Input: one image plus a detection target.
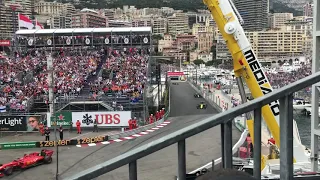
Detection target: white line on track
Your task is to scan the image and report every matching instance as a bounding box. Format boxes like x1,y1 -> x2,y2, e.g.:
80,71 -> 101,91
113,139 -> 123,142
132,134 -> 141,137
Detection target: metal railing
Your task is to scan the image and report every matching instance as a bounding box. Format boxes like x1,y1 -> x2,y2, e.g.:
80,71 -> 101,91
65,71 -> 320,180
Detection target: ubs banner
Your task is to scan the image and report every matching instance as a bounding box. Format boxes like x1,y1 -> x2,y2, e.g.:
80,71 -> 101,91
0,115 -> 43,131
72,111 -> 131,127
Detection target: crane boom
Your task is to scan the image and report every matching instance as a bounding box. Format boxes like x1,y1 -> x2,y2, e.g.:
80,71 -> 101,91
203,0 -> 309,164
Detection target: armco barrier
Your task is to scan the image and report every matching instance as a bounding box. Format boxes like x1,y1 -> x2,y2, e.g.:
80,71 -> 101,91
188,81 -> 244,132
0,141 -> 37,150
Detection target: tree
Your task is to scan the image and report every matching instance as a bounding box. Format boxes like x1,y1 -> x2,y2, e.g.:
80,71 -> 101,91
193,59 -> 205,65
205,60 -> 214,66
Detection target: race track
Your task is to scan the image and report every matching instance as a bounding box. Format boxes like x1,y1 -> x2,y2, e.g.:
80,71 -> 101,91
1,82 -> 241,180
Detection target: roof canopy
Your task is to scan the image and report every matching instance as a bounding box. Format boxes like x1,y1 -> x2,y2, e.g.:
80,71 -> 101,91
16,27 -> 152,35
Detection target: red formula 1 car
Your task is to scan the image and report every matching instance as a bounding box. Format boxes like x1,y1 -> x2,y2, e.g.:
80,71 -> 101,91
0,149 -> 53,177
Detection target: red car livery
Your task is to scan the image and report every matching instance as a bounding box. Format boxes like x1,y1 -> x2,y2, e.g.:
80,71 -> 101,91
0,149 -> 53,177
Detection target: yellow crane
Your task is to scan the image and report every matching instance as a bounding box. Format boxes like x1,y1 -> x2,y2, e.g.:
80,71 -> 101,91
203,0 -> 309,170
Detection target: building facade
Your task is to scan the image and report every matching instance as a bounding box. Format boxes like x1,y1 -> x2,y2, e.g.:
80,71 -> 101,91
233,0 -> 269,31
167,13 -> 189,36
152,17 -> 167,35
72,9 -> 107,28
269,13 -> 293,29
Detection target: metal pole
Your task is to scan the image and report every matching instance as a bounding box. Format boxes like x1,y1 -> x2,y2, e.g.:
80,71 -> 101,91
236,77 -> 251,128
157,64 -> 160,109
129,161 -> 137,180
47,54 -> 58,179
179,57 -> 182,72
224,121 -> 233,168
253,108 -> 261,179
220,123 -> 225,168
196,67 -> 198,85
279,95 -> 294,180
178,140 -> 186,180
311,0 -> 320,171
12,9 -> 17,54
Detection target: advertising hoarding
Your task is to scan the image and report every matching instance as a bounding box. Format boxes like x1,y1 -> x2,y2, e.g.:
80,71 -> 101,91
72,111 -> 131,127
46,112 -> 72,127
0,115 -> 44,131
0,40 -> 10,46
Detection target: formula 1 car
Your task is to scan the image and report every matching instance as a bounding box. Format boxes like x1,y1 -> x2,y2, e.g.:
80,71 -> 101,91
197,102 -> 207,109
194,93 -> 202,98
0,149 -> 53,177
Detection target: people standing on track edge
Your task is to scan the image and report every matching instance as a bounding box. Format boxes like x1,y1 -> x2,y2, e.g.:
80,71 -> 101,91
133,117 -> 137,129
156,111 -> 160,121
69,121 -> 73,132
76,120 -> 82,134
128,118 -> 133,130
93,119 -> 98,132
58,125 -> 64,140
39,122 -> 44,136
149,114 -> 154,124
44,127 -> 50,141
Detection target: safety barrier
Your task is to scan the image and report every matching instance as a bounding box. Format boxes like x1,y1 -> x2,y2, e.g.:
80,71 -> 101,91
0,117 -> 168,150
188,80 -> 245,132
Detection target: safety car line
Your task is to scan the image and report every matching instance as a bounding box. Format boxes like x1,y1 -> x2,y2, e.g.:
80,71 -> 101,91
76,121 -> 171,148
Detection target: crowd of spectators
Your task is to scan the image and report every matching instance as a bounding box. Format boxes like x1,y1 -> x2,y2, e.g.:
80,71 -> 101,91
0,49 -> 102,112
88,48 -> 148,110
266,64 -> 312,89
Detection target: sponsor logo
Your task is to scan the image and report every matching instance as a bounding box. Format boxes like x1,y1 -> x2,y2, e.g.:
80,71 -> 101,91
244,49 -> 280,116
94,114 -> 120,124
82,114 -> 93,125
0,117 -> 23,126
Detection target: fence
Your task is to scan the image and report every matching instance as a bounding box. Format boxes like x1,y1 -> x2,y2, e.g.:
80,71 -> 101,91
64,71 -> 320,180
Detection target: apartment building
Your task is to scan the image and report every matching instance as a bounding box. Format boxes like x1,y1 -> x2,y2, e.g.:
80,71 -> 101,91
72,9 -> 107,28
158,34 -> 174,52
246,31 -> 304,58
131,19 -> 151,27
4,0 -> 32,16
198,32 -> 214,53
107,20 -> 131,27
233,0 -> 269,31
152,17 -> 167,36
216,32 -> 232,63
192,23 -> 214,36
269,13 -> 293,29
104,9 -> 115,21
167,13 -> 189,36
35,1 -> 75,28
0,4 -> 17,37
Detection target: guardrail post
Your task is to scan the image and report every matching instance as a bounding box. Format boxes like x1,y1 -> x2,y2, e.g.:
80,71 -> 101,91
253,108 -> 261,179
224,121 -> 233,168
220,123 -> 225,168
129,161 -> 137,180
178,139 -> 186,180
279,94 -> 294,180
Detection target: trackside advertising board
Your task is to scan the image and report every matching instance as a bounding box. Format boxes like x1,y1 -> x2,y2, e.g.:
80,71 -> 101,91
72,111 -> 131,127
47,111 -> 131,127
0,115 -> 44,131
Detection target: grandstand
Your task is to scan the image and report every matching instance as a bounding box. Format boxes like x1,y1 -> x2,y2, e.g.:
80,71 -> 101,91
0,27 -> 152,123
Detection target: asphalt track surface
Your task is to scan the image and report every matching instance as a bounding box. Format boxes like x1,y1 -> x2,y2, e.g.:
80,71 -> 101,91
0,82 -> 241,180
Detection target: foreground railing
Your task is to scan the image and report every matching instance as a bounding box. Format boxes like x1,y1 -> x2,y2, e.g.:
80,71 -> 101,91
65,71 -> 320,180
